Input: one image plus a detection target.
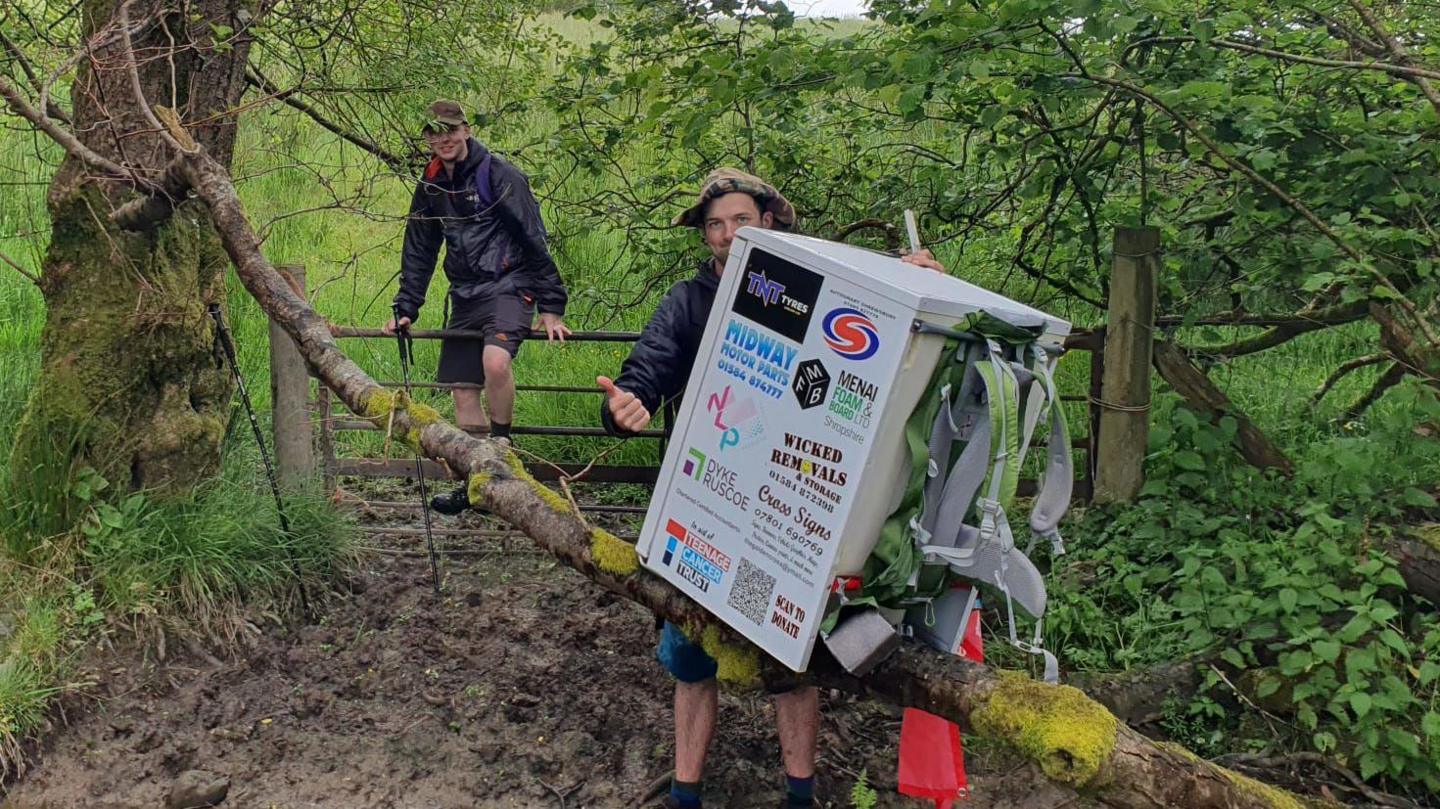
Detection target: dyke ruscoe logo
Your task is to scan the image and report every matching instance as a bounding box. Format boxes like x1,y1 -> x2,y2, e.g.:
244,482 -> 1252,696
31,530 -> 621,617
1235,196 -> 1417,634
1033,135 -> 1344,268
822,307 -> 880,361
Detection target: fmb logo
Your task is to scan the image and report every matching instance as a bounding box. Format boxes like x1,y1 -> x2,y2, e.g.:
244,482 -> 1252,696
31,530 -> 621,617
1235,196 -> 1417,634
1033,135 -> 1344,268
683,447 -> 706,480
745,271 -> 785,306
791,358 -> 831,410
822,307 -> 880,361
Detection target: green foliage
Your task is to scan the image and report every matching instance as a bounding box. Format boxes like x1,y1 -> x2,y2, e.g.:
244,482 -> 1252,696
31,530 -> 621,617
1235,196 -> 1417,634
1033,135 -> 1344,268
545,0 -> 1439,352
0,419 -> 98,560
4,0 -> 1440,797
849,767 -> 878,809
1052,383 -> 1440,797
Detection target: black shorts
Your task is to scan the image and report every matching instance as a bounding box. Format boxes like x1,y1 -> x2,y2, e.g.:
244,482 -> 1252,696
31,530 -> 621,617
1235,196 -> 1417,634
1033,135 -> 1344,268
436,288 -> 533,384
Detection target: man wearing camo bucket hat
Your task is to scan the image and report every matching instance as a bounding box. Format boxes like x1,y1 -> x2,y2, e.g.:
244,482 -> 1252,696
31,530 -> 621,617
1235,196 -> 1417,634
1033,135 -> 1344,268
598,168 -> 942,809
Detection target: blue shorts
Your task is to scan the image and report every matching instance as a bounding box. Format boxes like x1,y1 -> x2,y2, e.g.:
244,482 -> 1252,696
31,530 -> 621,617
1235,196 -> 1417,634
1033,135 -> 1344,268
656,622 -> 718,683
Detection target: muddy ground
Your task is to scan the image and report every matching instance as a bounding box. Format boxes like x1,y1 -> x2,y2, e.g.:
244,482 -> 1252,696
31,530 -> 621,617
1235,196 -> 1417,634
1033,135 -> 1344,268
1,480 -> 1083,809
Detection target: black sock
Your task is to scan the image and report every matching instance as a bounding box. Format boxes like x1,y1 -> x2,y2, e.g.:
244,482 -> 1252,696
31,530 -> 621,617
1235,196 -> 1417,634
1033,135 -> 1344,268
670,778 -> 701,808
491,421 -> 511,440
785,773 -> 814,807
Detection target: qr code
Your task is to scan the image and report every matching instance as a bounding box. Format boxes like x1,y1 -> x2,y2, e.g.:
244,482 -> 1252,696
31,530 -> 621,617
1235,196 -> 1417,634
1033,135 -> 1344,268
727,558 -> 775,626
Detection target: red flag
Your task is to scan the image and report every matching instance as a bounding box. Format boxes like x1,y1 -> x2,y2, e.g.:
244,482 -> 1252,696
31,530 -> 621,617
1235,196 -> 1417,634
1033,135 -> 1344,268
959,601 -> 983,663
897,708 -> 968,808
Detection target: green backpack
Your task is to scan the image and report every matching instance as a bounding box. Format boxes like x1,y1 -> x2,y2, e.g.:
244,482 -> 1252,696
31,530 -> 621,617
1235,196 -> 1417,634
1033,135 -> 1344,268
825,312 -> 1073,682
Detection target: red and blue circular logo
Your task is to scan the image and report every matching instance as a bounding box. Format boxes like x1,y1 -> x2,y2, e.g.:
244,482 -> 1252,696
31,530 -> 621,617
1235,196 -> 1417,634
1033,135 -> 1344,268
822,307 -> 880,361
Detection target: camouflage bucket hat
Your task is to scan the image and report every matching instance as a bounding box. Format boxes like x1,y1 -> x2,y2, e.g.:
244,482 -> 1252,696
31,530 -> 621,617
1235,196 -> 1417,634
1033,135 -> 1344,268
672,167 -> 797,231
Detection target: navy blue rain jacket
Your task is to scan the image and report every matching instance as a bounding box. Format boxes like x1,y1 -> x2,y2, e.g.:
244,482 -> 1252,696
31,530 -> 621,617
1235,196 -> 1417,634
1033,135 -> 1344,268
393,139 -> 567,322
601,261 -> 720,435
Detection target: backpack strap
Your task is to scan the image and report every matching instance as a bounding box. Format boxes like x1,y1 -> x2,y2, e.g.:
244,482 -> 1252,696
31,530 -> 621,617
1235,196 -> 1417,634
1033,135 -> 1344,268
1027,345 -> 1073,556
472,151 -> 496,209
857,337 -> 963,607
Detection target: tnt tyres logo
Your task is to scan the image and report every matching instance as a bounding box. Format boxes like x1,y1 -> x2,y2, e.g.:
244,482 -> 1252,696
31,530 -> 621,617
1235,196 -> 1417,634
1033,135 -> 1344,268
683,448 -> 706,480
745,271 -> 786,306
731,249 -> 823,343
662,518 -> 731,593
822,308 -> 880,361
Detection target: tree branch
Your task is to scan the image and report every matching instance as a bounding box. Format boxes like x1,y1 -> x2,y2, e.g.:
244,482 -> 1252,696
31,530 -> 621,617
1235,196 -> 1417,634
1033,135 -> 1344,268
1157,309 -> 1364,328
0,246 -> 39,285
1071,73 -> 1440,353
1124,35 -> 1440,83
831,218 -> 900,250
0,27 -> 71,124
1344,361 -> 1407,421
1313,352 -> 1391,404
244,67 -> 411,173
1186,300 -> 1369,358
1153,341 -> 1295,474
115,0 -> 189,156
1305,6 -> 1388,58
0,74 -> 157,192
1345,0 -> 1440,119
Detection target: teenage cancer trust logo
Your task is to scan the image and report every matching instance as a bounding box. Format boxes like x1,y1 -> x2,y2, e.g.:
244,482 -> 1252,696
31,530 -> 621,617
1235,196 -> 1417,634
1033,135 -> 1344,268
822,307 -> 880,361
683,447 -> 706,480
662,518 -> 731,594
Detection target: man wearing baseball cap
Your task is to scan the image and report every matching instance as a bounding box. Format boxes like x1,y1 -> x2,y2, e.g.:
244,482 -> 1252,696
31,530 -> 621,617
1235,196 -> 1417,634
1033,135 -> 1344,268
597,168 -> 942,809
384,100 -> 570,514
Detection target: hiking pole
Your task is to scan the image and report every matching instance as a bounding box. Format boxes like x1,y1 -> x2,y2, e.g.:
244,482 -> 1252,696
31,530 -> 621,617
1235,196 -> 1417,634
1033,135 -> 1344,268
207,303 -> 310,614
392,306 -> 442,596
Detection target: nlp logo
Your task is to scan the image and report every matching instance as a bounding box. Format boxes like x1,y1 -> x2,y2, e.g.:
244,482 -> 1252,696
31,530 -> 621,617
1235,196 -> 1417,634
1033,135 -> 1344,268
822,307 -> 880,361
683,448 -> 706,480
745,271 -> 786,306
707,385 -> 765,450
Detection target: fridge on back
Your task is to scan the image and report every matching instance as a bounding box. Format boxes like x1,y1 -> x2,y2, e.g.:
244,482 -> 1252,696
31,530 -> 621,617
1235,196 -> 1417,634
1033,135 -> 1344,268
636,227 -> 1073,679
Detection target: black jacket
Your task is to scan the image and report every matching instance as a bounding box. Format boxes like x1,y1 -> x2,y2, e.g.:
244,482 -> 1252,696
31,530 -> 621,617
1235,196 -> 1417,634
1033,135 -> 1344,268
601,261 -> 720,435
393,139 -> 567,322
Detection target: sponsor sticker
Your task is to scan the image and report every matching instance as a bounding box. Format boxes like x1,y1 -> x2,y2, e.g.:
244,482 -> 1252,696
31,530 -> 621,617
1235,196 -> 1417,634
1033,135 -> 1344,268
716,319 -> 799,400
683,447 -> 706,480
731,249 -> 823,342
790,358 -> 831,410
706,384 -> 767,450
663,518 -> 733,593
822,307 -> 880,361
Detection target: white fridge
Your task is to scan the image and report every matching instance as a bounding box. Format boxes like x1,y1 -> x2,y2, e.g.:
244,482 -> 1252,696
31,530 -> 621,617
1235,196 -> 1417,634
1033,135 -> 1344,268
636,227 -> 1070,671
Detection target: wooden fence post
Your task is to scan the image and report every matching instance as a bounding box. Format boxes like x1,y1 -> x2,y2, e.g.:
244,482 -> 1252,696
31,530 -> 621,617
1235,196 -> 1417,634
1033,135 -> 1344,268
270,264 -> 314,488
1093,228 -> 1158,504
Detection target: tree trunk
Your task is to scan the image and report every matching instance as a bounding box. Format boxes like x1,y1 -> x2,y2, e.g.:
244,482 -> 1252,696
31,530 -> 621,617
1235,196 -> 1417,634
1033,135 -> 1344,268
1370,301 -> 1440,384
1384,525 -> 1440,607
6,1 -> 254,538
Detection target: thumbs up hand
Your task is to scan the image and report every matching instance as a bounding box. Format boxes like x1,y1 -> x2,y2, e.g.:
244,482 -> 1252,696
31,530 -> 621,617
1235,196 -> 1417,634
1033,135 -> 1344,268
598,376 -> 652,433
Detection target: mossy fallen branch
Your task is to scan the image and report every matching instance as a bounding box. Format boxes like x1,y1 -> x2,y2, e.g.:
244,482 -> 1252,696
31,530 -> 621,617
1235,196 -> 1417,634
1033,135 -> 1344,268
971,672 -> 1118,788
